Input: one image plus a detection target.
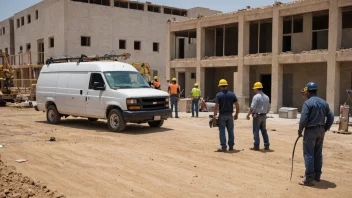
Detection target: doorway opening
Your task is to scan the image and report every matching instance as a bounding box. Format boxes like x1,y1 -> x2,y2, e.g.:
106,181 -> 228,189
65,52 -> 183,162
178,72 -> 186,98
260,74 -> 272,102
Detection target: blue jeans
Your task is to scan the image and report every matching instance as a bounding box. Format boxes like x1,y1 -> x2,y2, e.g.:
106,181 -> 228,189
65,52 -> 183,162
303,126 -> 325,182
218,114 -> 234,148
191,99 -> 199,117
170,96 -> 178,117
253,115 -> 270,148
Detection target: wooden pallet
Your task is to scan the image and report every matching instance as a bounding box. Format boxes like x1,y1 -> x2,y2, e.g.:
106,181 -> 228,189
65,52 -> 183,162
332,130 -> 352,135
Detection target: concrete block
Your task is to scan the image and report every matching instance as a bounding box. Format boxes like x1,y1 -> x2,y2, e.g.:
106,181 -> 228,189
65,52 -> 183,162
279,107 -> 298,119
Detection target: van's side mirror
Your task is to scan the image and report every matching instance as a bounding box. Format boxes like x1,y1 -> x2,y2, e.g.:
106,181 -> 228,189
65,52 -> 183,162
93,82 -> 105,91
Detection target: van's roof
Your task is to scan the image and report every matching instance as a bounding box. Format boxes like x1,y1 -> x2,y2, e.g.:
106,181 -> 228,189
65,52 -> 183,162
40,61 -> 138,73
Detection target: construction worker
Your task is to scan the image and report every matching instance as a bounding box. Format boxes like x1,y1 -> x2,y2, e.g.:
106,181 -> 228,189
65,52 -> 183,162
298,82 -> 334,186
168,78 -> 180,118
246,82 -> 271,151
191,83 -> 201,117
153,76 -> 161,90
214,79 -> 240,152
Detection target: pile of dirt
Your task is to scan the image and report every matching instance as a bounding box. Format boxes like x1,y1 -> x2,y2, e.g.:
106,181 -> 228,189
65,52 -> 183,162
0,156 -> 65,198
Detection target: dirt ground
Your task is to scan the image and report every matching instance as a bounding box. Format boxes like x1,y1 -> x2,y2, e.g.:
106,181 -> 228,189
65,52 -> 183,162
0,107 -> 352,198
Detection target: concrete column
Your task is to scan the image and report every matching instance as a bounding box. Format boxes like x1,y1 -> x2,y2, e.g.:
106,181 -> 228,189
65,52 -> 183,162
166,24 -> 175,81
110,0 -> 114,7
144,3 -> 148,11
196,22 -> 204,91
327,0 -> 342,115
236,13 -> 250,112
303,13 -> 313,51
271,8 -> 283,113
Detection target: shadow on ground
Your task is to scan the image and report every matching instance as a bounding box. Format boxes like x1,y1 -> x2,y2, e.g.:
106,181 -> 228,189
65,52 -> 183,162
35,119 -> 173,134
311,180 -> 337,189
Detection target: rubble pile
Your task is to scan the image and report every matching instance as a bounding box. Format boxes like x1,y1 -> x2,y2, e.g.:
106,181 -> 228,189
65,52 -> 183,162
0,156 -> 65,198
245,53 -> 272,58
202,56 -> 238,60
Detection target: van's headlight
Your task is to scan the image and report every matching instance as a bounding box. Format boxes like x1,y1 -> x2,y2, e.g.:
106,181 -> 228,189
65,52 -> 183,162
127,99 -> 138,105
165,98 -> 169,102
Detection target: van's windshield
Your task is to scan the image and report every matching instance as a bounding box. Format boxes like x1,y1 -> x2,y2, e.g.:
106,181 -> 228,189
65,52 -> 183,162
104,71 -> 150,89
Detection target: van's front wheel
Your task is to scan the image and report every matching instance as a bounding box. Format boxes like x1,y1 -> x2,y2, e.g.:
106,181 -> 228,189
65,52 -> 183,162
148,120 -> 164,128
46,105 -> 61,124
108,109 -> 126,132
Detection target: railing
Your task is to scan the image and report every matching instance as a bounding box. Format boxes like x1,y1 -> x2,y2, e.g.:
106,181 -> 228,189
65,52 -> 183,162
8,52 -> 47,66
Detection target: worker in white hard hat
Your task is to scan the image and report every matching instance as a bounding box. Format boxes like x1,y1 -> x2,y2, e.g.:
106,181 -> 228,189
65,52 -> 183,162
246,82 -> 270,151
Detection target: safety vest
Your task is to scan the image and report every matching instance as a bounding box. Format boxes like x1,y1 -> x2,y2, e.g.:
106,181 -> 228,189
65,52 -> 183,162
153,81 -> 161,89
169,84 -> 179,95
191,88 -> 201,97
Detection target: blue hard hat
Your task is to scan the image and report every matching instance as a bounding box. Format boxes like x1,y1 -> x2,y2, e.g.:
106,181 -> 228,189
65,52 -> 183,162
306,82 -> 318,91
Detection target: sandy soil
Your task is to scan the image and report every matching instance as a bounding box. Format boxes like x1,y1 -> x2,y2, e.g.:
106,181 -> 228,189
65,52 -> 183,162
0,108 -> 351,198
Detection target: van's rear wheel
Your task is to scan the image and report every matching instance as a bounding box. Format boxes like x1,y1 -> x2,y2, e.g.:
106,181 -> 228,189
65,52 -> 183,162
108,109 -> 126,132
148,120 -> 164,128
47,105 -> 61,124
88,118 -> 98,122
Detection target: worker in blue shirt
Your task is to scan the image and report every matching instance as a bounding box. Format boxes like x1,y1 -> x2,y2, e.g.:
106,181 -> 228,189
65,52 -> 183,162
246,82 -> 271,151
298,82 -> 334,186
213,79 -> 240,152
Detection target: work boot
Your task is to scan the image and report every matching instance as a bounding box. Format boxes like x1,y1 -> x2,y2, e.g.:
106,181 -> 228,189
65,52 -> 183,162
192,115 -> 194,117
229,146 -> 234,151
299,180 -> 315,186
175,116 -> 179,118
314,178 -> 321,182
216,147 -> 227,152
264,146 -> 270,151
250,147 -> 259,151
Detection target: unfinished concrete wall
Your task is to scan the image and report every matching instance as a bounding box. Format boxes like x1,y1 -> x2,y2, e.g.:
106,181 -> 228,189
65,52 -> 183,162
283,63 -> 327,111
204,28 -> 215,56
340,62 -> 352,105
249,65 -> 271,100
204,67 -> 237,98
66,0 -> 187,87
0,18 -> 12,54
14,0 -> 65,65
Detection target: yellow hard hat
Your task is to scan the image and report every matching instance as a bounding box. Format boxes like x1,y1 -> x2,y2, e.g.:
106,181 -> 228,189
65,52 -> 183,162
154,76 -> 158,80
253,82 -> 263,89
194,83 -> 199,87
218,79 -> 228,87
172,78 -> 177,81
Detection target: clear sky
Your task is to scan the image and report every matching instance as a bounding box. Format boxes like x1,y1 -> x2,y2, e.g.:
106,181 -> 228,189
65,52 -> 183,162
0,0 -> 294,21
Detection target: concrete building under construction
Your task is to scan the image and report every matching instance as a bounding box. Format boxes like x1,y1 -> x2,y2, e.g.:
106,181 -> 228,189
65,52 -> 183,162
0,0 -> 220,90
166,0 -> 352,115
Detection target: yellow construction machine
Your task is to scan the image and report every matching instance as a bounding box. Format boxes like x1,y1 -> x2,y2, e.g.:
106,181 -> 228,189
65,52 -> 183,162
0,52 -> 17,106
131,62 -> 152,86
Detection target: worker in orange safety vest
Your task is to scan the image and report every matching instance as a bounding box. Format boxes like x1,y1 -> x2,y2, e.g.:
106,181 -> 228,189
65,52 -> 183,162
168,78 -> 180,118
153,76 -> 161,90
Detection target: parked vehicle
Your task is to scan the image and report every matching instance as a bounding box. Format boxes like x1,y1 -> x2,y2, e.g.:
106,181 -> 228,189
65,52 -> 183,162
36,57 -> 170,132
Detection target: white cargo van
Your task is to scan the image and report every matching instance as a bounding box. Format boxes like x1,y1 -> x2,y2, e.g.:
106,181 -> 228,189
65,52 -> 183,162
36,61 -> 171,132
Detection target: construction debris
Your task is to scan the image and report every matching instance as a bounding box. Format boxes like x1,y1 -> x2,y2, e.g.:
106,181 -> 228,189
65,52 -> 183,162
15,159 -> 27,163
245,53 -> 272,58
0,156 -> 65,197
280,49 -> 328,56
202,56 -> 238,60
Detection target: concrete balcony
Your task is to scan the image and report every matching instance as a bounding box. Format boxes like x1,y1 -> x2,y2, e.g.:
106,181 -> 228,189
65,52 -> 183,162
244,53 -> 272,65
170,58 -> 197,68
278,50 -> 328,64
201,56 -> 238,67
337,49 -> 352,62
